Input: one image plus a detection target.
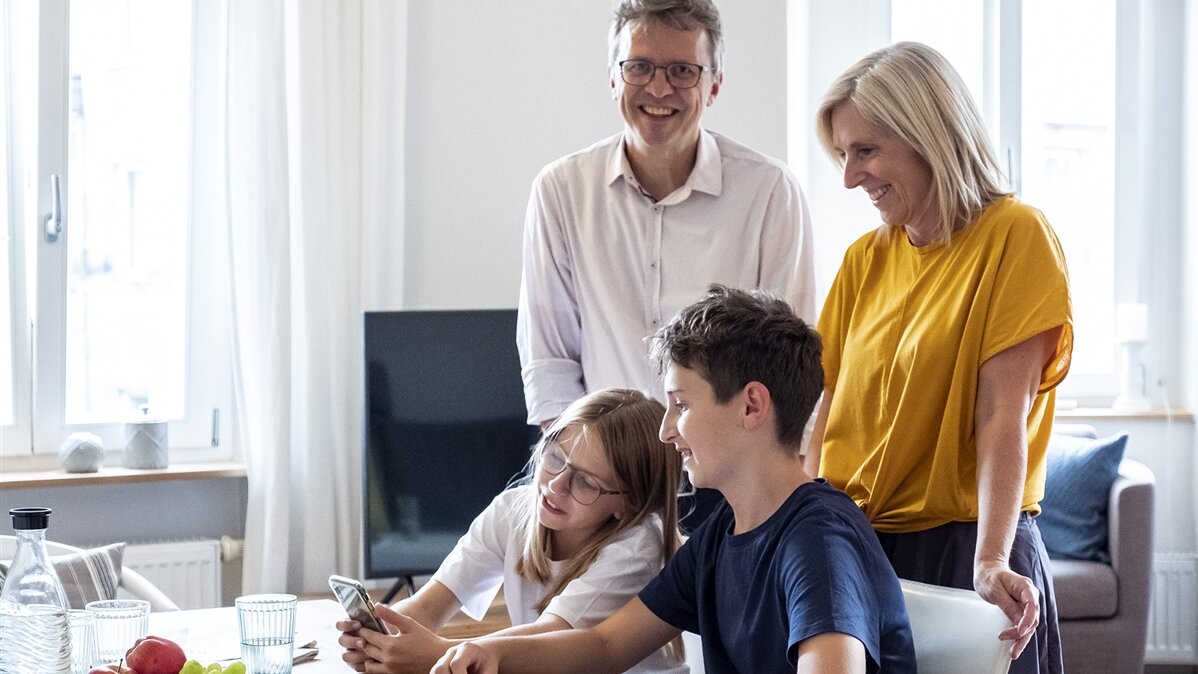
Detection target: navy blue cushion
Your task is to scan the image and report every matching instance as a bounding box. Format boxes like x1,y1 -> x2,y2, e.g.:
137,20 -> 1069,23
1038,433 -> 1128,563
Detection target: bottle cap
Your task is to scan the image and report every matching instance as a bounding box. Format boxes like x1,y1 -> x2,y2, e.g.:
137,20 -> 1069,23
10,507 -> 52,530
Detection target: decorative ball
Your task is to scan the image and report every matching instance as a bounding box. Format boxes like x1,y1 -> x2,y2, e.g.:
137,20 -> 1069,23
58,432 -> 105,473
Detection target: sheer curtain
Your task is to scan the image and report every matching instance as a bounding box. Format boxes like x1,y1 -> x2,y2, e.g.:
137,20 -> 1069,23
224,0 -> 407,595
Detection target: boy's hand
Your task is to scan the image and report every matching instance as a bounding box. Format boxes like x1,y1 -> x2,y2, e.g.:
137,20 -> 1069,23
431,642 -> 499,674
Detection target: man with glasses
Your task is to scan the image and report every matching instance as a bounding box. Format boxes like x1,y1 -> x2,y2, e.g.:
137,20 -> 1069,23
517,2 -> 817,526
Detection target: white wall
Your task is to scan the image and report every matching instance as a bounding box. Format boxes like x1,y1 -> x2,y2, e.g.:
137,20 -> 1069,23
787,0 -> 890,299
0,479 -> 247,547
400,0 -> 789,310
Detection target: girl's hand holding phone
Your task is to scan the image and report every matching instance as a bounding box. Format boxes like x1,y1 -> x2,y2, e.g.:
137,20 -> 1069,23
351,604 -> 455,674
336,605 -> 387,673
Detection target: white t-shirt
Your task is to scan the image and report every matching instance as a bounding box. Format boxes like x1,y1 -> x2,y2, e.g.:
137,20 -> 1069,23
517,129 -> 817,424
432,486 -> 688,674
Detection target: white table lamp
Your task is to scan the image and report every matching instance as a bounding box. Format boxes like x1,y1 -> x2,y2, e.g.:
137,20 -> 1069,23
1112,303 -> 1151,411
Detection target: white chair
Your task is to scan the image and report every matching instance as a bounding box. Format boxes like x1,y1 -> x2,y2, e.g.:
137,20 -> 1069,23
0,535 -> 179,612
900,579 -> 1011,674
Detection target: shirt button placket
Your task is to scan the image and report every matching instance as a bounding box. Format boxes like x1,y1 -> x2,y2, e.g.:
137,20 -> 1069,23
649,204 -> 663,328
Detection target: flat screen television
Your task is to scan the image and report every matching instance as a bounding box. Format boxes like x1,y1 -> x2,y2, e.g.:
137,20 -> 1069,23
362,309 -> 539,596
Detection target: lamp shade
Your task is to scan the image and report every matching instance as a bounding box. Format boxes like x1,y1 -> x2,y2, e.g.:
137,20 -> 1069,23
1115,303 -> 1148,344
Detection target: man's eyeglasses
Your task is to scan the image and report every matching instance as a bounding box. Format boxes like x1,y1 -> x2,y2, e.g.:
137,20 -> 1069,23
617,59 -> 716,89
539,440 -> 627,506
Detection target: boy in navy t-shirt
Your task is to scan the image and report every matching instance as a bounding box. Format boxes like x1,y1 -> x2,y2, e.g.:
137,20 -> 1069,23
433,285 -> 915,674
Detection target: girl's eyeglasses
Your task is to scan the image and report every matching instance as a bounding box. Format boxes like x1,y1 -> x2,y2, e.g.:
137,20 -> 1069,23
539,440 -> 627,506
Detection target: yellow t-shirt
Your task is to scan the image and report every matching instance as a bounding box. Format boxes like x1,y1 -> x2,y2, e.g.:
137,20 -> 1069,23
818,196 -> 1073,533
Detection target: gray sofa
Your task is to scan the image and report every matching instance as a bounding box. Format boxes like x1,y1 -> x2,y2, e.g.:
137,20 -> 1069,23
1050,454 -> 1155,674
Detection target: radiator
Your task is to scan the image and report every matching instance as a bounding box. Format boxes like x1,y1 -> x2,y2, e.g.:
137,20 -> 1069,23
1145,553 -> 1198,665
121,539 -> 223,610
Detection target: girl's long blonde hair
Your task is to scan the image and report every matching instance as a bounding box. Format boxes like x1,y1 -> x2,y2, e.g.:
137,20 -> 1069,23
513,388 -> 683,612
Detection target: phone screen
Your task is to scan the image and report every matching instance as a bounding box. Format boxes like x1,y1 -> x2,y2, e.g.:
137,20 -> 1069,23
329,575 -> 388,634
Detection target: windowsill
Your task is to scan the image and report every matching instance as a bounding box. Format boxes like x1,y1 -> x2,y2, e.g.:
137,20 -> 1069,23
1056,407 -> 1194,422
0,460 -> 246,489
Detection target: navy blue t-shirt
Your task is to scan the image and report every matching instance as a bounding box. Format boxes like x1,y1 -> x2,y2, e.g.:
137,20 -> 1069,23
640,479 -> 915,673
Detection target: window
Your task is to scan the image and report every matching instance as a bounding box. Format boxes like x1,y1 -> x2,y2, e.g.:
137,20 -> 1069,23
796,0 -> 1164,406
890,0 -> 1120,400
1,10 -> 10,430
2,0 -> 230,458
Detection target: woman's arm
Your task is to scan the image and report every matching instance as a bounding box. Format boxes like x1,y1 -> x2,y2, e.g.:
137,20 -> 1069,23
973,326 -> 1061,659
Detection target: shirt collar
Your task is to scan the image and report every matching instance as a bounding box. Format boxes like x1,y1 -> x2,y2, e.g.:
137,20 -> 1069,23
606,129 -> 724,204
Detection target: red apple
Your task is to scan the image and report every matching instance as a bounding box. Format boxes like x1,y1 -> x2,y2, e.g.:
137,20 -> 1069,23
88,665 -> 137,674
125,636 -> 186,674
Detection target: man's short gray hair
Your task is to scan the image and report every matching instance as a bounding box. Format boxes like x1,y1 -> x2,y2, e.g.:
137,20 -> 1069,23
608,0 -> 724,72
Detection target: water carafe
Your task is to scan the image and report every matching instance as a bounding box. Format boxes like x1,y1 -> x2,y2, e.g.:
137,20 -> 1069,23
0,507 -> 73,674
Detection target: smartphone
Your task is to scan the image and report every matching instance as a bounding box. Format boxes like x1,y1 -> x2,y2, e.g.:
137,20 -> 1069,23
328,574 -> 389,634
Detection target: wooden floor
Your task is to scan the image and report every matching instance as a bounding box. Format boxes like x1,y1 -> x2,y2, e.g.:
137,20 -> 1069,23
438,598 -> 513,639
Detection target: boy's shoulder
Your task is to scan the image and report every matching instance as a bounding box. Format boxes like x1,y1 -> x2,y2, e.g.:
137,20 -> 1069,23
695,480 -> 868,550
771,479 -> 869,530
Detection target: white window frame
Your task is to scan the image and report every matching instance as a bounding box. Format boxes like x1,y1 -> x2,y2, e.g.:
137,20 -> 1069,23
3,0 -> 232,459
790,0 -> 1182,409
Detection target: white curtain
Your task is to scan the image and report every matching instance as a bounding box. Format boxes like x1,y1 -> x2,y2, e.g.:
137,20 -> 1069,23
224,0 -> 408,595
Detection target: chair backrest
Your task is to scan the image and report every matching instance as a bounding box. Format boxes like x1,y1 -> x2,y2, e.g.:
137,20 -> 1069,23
900,579 -> 1012,674
0,535 -> 179,611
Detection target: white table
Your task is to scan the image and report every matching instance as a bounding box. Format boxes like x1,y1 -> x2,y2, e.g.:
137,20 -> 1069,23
150,599 -> 349,673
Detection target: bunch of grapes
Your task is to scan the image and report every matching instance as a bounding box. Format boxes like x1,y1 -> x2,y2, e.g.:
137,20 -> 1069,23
178,661 -> 245,674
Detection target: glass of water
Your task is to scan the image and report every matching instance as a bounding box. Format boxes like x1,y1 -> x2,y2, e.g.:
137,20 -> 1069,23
235,594 -> 296,674
68,609 -> 96,674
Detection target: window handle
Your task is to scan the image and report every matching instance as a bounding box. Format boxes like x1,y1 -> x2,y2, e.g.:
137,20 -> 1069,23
44,174 -> 63,243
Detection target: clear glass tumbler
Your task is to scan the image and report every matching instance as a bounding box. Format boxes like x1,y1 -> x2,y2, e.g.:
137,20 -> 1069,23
68,609 -> 96,673
236,594 -> 296,674
84,599 -> 150,665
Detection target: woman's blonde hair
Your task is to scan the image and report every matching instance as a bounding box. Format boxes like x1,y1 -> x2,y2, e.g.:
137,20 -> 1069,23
816,41 -> 1010,245
512,388 -> 682,613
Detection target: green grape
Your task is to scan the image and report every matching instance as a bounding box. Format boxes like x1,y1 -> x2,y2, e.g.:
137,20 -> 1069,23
223,663 -> 246,674
204,664 -> 223,674
179,660 -> 204,674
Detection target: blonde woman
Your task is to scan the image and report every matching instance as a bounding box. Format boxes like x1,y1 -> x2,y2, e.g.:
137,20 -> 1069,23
337,388 -> 687,674
810,41 -> 1072,674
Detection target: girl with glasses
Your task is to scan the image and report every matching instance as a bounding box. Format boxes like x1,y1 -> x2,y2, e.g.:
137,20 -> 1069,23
337,388 -> 687,673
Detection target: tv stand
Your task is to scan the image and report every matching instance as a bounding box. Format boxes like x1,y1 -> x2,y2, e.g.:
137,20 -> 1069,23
380,574 -> 417,604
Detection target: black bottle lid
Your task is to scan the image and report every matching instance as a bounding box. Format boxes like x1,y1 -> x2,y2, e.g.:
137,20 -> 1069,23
10,507 -> 52,530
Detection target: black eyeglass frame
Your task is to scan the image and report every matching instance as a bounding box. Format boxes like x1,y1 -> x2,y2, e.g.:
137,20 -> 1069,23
616,59 -> 717,89
538,438 -> 628,506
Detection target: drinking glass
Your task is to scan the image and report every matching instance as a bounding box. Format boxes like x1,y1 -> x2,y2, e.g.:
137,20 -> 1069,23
236,594 -> 297,674
85,599 -> 150,665
68,609 -> 96,673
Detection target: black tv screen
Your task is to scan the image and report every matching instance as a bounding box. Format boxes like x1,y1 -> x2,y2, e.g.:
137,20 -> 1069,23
363,309 -> 539,580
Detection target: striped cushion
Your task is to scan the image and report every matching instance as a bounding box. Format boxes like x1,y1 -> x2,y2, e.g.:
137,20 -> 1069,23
0,542 -> 125,609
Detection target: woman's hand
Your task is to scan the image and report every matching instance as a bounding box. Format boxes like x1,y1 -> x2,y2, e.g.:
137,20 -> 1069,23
974,560 -> 1039,659
431,642 -> 499,674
